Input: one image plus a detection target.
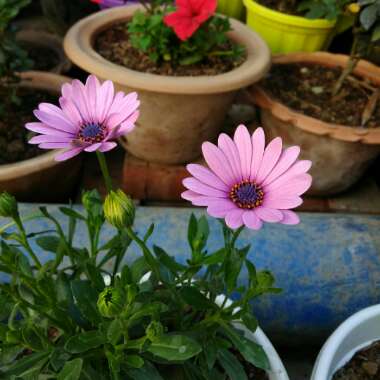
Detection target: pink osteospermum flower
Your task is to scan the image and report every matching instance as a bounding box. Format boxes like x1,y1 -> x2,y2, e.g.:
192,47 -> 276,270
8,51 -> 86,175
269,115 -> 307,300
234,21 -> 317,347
182,125 -> 312,230
26,75 -> 140,161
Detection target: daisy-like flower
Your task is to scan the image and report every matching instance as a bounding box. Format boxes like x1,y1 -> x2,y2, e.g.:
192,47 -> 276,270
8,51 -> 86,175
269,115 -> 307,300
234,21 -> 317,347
91,0 -> 130,9
26,75 -> 139,161
182,125 -> 312,230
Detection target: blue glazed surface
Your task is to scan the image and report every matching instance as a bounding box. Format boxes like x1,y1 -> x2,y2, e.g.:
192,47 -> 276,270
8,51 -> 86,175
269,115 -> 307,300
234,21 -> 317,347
2,205 -> 380,346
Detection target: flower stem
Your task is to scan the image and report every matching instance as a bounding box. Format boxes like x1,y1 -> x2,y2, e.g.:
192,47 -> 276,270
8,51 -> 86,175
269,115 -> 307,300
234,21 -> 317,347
96,151 -> 113,193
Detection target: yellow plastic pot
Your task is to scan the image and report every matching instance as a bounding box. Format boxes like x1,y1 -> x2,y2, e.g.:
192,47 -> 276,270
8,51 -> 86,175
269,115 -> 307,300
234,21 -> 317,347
242,0 -> 337,53
217,0 -> 245,20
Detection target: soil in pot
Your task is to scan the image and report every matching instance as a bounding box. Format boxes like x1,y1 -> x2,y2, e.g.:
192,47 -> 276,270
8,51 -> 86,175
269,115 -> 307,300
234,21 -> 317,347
20,42 -> 60,72
95,22 -> 246,76
256,0 -> 303,15
333,341 -> 380,380
0,87 -> 56,164
261,63 -> 380,127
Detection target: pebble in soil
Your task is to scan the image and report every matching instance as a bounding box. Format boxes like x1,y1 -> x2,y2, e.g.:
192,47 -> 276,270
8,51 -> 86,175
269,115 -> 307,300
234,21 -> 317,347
333,341 -> 380,380
95,22 -> 245,77
262,63 -> 380,127
0,88 -> 56,165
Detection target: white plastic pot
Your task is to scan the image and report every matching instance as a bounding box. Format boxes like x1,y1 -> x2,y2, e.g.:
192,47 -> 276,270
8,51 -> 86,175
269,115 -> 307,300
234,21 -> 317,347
311,304 -> 380,380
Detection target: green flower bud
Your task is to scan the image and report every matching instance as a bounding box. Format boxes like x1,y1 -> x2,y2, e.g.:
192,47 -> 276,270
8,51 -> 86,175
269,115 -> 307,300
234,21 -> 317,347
0,192 -> 18,218
146,321 -> 164,342
104,189 -> 135,229
97,287 -> 124,318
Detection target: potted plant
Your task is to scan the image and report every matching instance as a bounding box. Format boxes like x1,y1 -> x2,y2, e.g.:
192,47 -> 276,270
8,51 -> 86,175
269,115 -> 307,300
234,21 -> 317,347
248,1 -> 380,195
311,304 -> 380,380
0,73 -> 314,378
0,0 -> 81,201
63,0 -> 271,164
242,0 -> 350,53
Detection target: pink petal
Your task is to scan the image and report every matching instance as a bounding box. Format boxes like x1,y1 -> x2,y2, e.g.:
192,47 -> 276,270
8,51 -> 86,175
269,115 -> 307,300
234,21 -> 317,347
106,96 -> 140,129
85,75 -> 100,121
84,143 -> 102,152
250,127 -> 265,181
186,164 -> 228,191
256,137 -> 282,185
34,110 -> 75,134
280,210 -> 300,225
183,178 -> 227,198
225,209 -> 244,229
98,81 -> 116,123
263,196 -> 303,210
59,98 -> 83,130
206,199 -> 237,218
202,142 -> 235,186
255,207 -> 283,223
233,125 -> 252,180
61,82 -> 73,98
55,147 -> 83,162
71,80 -> 92,122
99,142 -> 117,152
263,160 -> 312,191
38,142 -> 72,149
181,191 -> 221,206
218,133 -> 242,183
262,146 -> 300,187
242,211 -> 263,230
266,174 -> 312,197
29,135 -> 73,144
25,122 -> 73,137
107,111 -> 139,139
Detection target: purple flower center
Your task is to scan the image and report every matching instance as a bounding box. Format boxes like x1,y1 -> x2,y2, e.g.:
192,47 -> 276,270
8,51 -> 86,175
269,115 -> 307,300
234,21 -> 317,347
78,123 -> 106,143
230,180 -> 264,209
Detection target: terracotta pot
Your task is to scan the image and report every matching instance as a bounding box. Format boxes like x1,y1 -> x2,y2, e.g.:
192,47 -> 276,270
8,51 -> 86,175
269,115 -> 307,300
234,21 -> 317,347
0,71 -> 82,202
16,30 -> 72,74
63,4 -> 271,164
248,52 -> 380,196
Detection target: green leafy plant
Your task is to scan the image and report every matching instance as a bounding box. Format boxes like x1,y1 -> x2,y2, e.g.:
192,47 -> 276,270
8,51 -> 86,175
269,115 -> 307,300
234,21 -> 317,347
298,0 -> 352,20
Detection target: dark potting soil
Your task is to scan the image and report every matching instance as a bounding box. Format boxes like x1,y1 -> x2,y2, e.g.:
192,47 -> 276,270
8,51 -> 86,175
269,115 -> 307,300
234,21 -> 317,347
95,22 -> 245,76
261,63 -> 380,127
257,0 -> 303,15
333,341 -> 380,380
20,43 -> 60,72
0,88 -> 56,165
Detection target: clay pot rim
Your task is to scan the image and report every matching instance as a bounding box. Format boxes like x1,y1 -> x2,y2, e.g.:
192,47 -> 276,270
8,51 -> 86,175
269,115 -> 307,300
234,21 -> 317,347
16,30 -> 72,75
63,4 -> 271,95
249,52 -> 380,145
0,71 -> 70,181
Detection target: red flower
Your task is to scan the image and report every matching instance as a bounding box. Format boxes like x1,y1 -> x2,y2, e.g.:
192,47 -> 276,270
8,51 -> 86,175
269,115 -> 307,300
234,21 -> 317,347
164,0 -> 217,41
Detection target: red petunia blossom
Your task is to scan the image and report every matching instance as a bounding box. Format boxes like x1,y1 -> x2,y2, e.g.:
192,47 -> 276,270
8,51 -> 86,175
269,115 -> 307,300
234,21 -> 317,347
164,0 -> 217,41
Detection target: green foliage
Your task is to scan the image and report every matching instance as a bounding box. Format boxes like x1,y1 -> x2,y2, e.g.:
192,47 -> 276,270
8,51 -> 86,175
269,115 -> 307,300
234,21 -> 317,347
298,0 -> 352,20
358,0 -> 380,42
0,190 -> 276,379
128,5 -> 244,66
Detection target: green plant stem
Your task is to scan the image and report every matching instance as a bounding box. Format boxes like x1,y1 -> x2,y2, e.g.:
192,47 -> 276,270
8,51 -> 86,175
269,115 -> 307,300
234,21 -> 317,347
0,212 -> 43,234
96,151 -> 113,193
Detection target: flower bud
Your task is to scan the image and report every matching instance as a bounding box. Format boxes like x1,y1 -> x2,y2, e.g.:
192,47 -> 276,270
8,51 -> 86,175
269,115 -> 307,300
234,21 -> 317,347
347,3 -> 360,13
146,321 -> 164,342
104,189 -> 135,229
0,192 -> 18,218
97,287 -> 124,318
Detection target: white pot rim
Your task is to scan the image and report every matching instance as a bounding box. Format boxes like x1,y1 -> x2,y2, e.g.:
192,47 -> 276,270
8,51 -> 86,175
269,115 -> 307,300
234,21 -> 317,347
312,304 -> 380,380
63,4 -> 271,95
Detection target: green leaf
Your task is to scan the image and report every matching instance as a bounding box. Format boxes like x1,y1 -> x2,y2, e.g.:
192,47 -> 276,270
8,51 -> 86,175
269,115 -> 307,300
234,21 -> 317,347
241,313 -> 258,333
64,331 -> 106,354
360,4 -> 378,30
59,207 -> 86,221
107,319 -> 123,345
203,249 -> 225,265
204,339 -> 218,370
2,350 -> 50,377
218,349 -> 247,380
179,286 -> 216,310
70,280 -> 102,324
125,355 -> 144,368
147,334 -> 202,361
127,361 -> 164,380
57,358 -> 83,380
36,235 -> 61,253
153,245 -> 186,273
21,325 -> 45,351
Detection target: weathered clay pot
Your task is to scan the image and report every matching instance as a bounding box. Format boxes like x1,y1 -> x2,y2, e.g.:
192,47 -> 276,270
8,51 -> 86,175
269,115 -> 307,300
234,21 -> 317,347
16,30 -> 71,74
249,52 -> 380,196
63,4 -> 271,164
0,71 -> 82,202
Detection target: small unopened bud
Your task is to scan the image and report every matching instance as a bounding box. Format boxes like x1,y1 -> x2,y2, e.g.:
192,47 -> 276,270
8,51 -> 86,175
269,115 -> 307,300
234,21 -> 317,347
104,189 -> 135,229
146,321 -> 164,342
97,287 -> 124,318
347,3 -> 360,13
0,192 -> 18,218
